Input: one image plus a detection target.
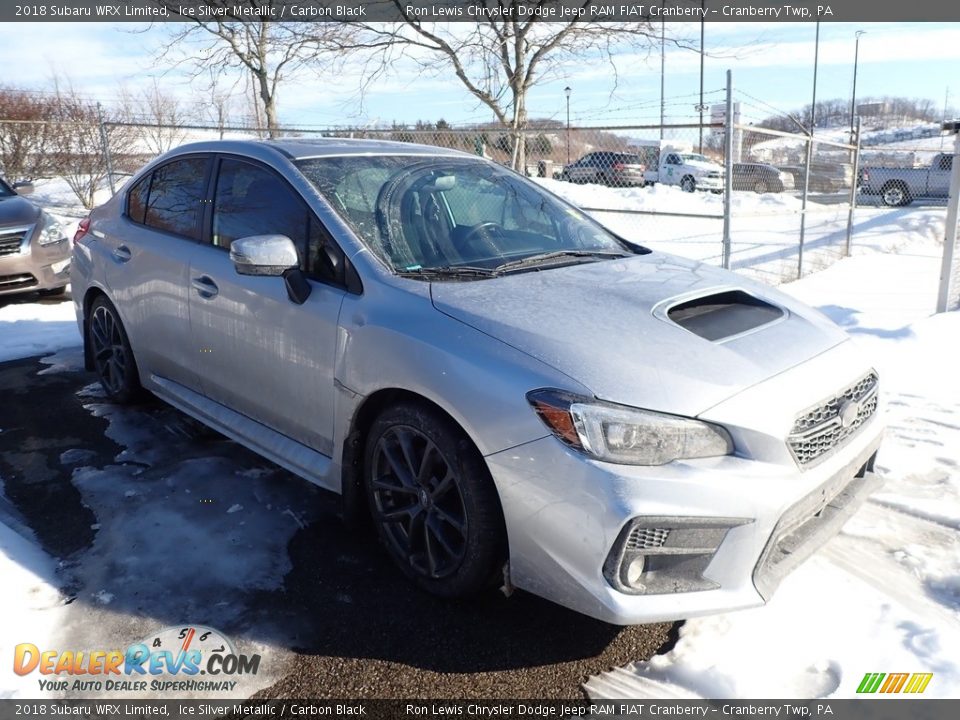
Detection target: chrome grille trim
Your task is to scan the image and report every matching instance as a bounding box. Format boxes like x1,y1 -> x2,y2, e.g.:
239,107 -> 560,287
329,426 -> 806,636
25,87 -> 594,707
787,371 -> 879,467
0,225 -> 32,256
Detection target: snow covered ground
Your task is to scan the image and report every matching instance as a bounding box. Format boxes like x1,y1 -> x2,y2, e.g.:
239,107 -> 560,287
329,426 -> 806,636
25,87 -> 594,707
1,175 -> 956,700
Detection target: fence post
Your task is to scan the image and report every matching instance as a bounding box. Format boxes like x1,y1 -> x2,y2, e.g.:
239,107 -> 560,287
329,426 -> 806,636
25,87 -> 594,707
97,102 -> 116,196
721,69 -> 733,270
845,116 -> 862,257
936,128 -> 960,313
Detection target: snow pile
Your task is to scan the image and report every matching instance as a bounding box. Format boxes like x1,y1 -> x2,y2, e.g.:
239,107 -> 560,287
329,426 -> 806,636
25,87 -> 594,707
587,247 -> 960,700
0,298 -> 80,363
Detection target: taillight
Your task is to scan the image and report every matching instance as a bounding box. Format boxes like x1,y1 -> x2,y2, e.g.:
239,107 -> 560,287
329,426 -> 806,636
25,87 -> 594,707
74,217 -> 90,243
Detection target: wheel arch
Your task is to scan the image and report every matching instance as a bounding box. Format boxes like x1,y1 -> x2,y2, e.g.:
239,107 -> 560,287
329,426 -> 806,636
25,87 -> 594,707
339,387 -> 505,531
81,286 -> 109,372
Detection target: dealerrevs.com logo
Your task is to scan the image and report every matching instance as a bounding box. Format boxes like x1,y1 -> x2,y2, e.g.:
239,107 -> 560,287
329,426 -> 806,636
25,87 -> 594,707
856,672 -> 933,694
13,625 -> 260,694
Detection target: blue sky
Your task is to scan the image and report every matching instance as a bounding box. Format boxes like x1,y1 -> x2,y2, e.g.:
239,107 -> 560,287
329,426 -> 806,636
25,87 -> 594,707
0,21 -> 957,128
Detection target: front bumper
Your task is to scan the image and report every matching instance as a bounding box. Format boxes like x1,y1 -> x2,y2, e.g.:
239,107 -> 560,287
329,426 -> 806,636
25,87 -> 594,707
0,233 -> 71,296
485,343 -> 884,625
695,175 -> 725,191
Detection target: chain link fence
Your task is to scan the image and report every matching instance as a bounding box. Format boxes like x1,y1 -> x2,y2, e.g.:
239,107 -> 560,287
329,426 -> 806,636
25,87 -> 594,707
4,90 -> 957,298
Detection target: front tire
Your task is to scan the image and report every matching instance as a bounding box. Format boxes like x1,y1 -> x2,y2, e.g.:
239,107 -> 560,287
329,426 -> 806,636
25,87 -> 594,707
88,296 -> 143,404
680,175 -> 696,193
364,402 -> 505,598
754,180 -> 769,194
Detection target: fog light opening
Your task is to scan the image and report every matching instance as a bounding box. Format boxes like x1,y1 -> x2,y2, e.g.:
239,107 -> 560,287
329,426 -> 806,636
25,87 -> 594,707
624,555 -> 646,588
604,516 -> 753,595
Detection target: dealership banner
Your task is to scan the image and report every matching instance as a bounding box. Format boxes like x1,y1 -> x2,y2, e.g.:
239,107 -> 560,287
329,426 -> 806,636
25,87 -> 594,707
1,0 -> 959,23
1,700 -> 959,719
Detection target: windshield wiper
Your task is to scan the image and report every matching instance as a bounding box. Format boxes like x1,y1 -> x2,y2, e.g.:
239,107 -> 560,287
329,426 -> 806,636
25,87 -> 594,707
494,250 -> 630,275
396,265 -> 498,280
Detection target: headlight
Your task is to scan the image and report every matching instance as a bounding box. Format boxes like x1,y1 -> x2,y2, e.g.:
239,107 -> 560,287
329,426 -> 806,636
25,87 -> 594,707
527,389 -> 733,466
36,211 -> 67,246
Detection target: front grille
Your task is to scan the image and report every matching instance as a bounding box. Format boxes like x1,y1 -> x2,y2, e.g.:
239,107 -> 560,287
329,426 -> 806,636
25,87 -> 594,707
0,227 -> 29,256
0,273 -> 37,290
624,526 -> 670,551
788,372 -> 879,467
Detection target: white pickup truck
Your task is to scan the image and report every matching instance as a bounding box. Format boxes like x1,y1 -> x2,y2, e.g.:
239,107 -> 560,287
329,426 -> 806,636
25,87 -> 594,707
645,151 -> 725,193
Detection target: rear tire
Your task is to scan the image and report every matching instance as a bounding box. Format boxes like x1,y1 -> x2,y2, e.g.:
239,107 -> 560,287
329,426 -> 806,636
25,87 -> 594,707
680,175 -> 696,193
364,402 -> 505,598
754,180 -> 769,194
87,296 -> 144,404
880,182 -> 911,207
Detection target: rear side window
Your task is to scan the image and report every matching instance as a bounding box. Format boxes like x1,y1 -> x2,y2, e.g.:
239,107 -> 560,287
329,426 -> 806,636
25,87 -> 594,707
127,175 -> 149,224
143,157 -> 209,240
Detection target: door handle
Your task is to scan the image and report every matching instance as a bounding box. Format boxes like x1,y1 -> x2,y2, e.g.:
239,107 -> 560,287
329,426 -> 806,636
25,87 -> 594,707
191,276 -> 219,299
112,245 -> 131,263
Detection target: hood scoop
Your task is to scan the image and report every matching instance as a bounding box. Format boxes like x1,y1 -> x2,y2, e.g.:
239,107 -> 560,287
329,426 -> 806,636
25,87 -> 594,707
665,290 -> 785,342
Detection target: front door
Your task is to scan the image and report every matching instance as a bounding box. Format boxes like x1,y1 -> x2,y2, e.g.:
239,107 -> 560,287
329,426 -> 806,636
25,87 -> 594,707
187,157 -> 345,454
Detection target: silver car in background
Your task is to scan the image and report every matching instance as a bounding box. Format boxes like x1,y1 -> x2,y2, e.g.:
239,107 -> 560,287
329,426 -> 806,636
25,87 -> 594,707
71,139 -> 883,624
0,177 -> 71,298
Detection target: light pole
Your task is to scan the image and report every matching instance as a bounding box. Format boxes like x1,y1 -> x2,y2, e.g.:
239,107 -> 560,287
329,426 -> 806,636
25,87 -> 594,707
564,86 -> 572,164
850,30 -> 866,143
698,3 -> 705,153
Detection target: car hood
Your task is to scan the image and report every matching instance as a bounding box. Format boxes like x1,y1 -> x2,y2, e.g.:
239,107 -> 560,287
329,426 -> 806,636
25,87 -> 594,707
430,254 -> 849,417
0,195 -> 41,226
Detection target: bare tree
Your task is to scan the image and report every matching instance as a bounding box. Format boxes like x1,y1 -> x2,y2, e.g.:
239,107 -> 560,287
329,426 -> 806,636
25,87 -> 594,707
118,80 -> 189,155
48,80 -> 135,209
346,1 -> 668,170
152,1 -> 356,137
0,86 -> 59,179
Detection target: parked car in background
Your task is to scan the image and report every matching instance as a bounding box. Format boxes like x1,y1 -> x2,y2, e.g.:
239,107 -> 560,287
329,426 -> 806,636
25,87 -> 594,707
558,151 -> 647,187
858,153 -> 953,206
72,138 -> 884,624
731,163 -> 795,193
0,177 -> 71,298
779,162 -> 853,194
645,151 -> 725,193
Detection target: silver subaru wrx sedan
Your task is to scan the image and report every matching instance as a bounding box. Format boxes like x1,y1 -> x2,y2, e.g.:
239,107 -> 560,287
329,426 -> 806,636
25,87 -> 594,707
71,139 -> 883,624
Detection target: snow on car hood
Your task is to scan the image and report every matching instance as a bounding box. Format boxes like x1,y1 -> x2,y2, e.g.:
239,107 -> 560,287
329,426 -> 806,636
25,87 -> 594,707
430,253 -> 848,418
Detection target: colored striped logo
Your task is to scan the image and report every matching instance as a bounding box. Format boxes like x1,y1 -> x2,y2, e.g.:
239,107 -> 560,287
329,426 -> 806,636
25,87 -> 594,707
857,672 -> 933,694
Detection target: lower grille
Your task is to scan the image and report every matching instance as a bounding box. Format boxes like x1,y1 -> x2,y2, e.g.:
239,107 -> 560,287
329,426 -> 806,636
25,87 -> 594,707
0,273 -> 37,290
625,526 -> 670,550
788,372 -> 879,467
754,443 -> 882,600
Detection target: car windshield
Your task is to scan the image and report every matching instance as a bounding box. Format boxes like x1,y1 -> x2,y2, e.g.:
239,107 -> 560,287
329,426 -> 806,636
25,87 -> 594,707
296,156 -> 638,275
679,154 -> 710,163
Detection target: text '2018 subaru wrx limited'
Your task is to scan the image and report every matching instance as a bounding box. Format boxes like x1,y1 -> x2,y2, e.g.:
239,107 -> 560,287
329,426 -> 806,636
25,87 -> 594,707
72,139 -> 883,624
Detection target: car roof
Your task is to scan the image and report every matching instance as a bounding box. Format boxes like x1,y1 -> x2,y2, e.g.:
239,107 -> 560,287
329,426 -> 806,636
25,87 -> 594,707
163,137 -> 474,162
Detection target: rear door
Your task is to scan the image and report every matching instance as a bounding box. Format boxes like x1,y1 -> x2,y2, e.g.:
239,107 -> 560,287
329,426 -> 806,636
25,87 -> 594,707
187,156 -> 346,453
102,155 -> 211,391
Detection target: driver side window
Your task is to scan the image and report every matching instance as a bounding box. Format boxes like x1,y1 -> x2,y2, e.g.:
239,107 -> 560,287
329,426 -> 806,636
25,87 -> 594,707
211,159 -> 341,284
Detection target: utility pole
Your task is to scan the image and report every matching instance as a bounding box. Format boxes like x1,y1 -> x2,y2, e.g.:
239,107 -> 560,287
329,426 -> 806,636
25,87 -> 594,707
564,86 -> 572,165
850,31 -> 866,144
